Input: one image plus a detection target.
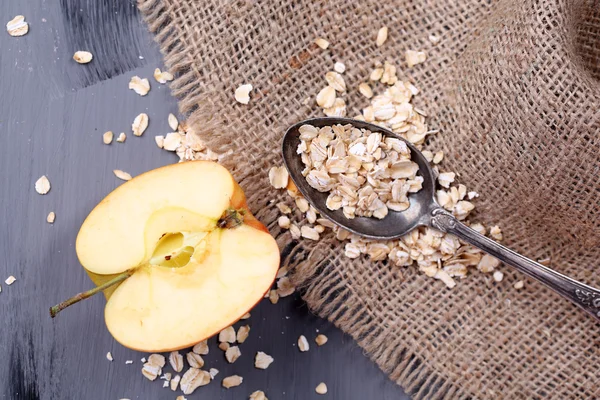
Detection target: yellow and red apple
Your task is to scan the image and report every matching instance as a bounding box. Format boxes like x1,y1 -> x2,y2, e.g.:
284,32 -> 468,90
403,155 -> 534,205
63,161 -> 279,352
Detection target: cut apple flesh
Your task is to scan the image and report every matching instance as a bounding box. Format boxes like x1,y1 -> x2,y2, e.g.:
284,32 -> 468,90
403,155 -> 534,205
75,161 -> 280,352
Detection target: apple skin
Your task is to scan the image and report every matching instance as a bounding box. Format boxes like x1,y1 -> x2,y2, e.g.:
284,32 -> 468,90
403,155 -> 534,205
77,161 -> 280,352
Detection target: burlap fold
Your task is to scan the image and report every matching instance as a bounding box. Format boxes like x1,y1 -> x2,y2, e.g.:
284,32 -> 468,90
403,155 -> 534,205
139,0 -> 600,398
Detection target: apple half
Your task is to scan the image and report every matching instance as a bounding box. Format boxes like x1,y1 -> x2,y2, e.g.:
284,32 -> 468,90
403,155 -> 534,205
74,161 -> 280,352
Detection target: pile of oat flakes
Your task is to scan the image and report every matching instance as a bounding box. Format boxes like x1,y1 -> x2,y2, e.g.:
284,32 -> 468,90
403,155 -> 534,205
268,54 -> 505,289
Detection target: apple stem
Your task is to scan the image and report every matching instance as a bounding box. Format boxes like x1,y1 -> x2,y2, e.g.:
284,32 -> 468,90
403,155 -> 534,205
49,269 -> 134,318
217,208 -> 245,229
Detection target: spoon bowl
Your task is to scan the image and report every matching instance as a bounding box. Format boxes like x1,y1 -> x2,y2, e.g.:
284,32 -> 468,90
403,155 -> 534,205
282,117 -> 437,240
282,117 -> 600,322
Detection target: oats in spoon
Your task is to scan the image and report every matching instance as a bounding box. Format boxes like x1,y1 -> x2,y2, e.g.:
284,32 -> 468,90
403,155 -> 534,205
297,123 -> 421,219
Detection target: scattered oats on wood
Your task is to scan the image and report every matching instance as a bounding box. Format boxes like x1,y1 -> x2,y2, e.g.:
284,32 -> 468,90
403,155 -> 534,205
406,50 -> 427,67
315,334 -> 328,346
250,390 -> 268,400
153,68 -> 174,83
240,312 -> 251,320
73,51 -> 93,64
316,86 -> 336,108
298,335 -> 310,352
103,131 -> 113,144
218,342 -> 230,351
376,26 -> 388,46
225,346 -> 241,363
35,175 -> 51,195
235,84 -> 253,105
334,62 -> 346,73
219,326 -> 236,343
193,340 -> 209,355
154,135 -> 164,148
237,325 -> 250,343
161,372 -> 172,381
180,368 -> 211,395
269,289 -> 279,304
7,16 -> 28,36
428,34 -> 441,45
314,38 -> 329,49
186,351 -> 204,369
168,113 -> 179,131
254,351 -> 274,369
162,132 -> 183,151
148,353 -> 165,367
209,368 -> 219,379
358,82 -> 374,98
301,226 -> 320,241
276,277 -> 295,297
169,351 -> 183,372
116,132 -> 126,142
268,166 -> 289,189
46,212 -> 55,224
222,375 -> 243,389
132,113 -> 149,136
170,374 -> 181,390
106,352 -> 113,361
129,76 -> 150,96
493,270 -> 504,282
315,382 -> 328,394
113,170 -> 132,181
325,71 -> 346,92
514,280 -> 524,290
141,363 -> 161,381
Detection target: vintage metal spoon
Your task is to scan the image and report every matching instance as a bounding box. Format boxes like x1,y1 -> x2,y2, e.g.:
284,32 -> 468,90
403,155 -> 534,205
282,117 -> 600,321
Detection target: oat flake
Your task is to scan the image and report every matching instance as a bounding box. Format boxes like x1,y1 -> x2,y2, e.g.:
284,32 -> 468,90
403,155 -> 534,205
35,175 -> 51,195
113,170 -> 132,181
103,131 -> 113,144
116,132 -> 126,143
7,16 -> 28,37
235,84 -> 253,104
46,212 -> 56,224
222,375 -> 243,389
132,113 -> 149,136
73,51 -> 93,64
129,76 -> 150,96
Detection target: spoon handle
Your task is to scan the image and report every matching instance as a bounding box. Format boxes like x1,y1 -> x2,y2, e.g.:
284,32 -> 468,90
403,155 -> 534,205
430,208 -> 600,321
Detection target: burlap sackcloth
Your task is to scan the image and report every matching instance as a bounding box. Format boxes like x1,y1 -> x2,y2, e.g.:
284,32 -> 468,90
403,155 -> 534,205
138,0 -> 600,398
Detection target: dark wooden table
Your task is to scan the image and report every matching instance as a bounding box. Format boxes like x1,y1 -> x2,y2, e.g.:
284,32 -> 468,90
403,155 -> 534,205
0,1 -> 409,399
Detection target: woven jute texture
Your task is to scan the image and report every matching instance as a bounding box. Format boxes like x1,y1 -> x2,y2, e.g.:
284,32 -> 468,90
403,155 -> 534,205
139,0 -> 600,398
